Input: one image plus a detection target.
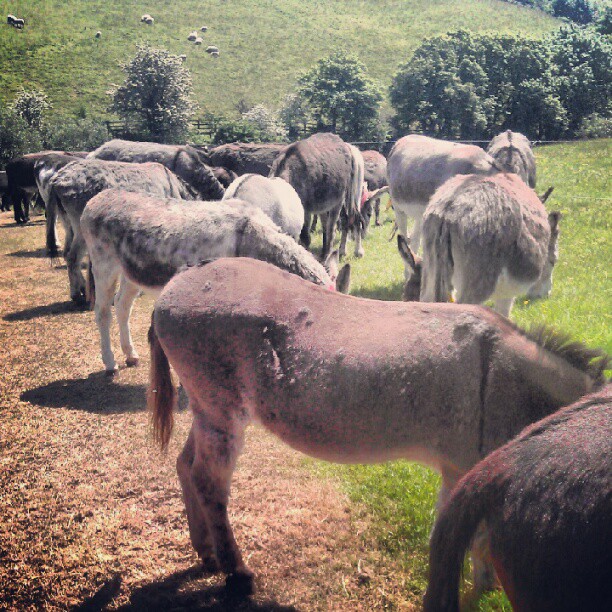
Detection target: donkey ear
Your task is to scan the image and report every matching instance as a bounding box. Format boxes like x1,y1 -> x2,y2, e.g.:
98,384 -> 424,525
539,186 -> 555,204
397,235 -> 418,273
324,249 -> 340,278
548,210 -> 562,233
336,263 -> 351,294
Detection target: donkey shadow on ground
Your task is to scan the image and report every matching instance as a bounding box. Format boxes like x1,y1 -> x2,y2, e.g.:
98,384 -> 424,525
71,566 -> 298,612
4,299 -> 83,321
22,372 -> 147,414
6,246 -> 49,258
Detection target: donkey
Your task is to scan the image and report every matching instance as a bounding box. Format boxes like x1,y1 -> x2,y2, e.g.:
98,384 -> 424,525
408,173 -> 561,316
487,130 -> 536,188
88,139 -> 226,201
148,257 -> 608,597
362,150 -> 388,229
41,158 -> 195,305
424,384 -> 611,612
270,133 -> 364,260
222,173 -> 304,241
81,189 -> 350,374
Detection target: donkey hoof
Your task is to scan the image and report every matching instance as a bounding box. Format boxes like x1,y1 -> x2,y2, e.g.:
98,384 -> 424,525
105,368 -> 118,378
225,568 -> 255,597
200,556 -> 220,574
125,357 -> 139,368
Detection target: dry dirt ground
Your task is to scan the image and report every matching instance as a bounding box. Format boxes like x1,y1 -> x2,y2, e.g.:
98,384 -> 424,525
0,212 -> 417,611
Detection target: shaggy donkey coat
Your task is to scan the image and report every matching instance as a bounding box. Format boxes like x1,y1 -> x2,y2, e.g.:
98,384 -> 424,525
425,385 -> 611,612
487,130 -> 536,188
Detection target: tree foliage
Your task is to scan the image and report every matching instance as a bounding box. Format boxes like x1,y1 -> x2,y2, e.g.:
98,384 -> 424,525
500,0 -> 598,24
241,104 -> 287,141
109,45 -> 195,143
296,51 -> 383,141
12,89 -> 52,131
0,104 -> 43,167
389,27 -> 610,140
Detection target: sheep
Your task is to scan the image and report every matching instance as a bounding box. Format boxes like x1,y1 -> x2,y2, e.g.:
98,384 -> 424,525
201,25 -> 208,32
7,14 -> 16,25
187,31 -> 197,41
140,14 -> 152,22
194,37 -> 203,45
178,54 -> 187,61
211,51 -> 220,58
95,31 -> 101,38
206,45 -> 219,53
144,16 -> 154,25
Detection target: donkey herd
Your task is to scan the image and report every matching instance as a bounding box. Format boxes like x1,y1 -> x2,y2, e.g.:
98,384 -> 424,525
2,130 -> 610,610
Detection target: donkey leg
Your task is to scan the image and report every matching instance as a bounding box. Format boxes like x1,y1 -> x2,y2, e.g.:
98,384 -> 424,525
66,234 -> 88,305
322,208 -> 341,262
60,213 -> 74,260
410,215 -> 423,253
92,261 -> 120,373
338,224 -> 348,260
115,275 -> 141,367
471,523 -> 497,594
176,426 -> 219,573
190,411 -> 254,594
492,297 -> 514,318
353,225 -> 365,258
374,197 -> 381,226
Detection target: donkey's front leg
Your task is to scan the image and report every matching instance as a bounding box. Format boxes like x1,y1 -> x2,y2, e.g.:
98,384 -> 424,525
92,261 -> 120,374
115,275 -> 141,367
190,411 -> 254,595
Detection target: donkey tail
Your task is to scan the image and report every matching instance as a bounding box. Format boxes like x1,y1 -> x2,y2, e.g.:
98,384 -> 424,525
347,145 -> 365,231
423,471 -> 503,612
420,214 -> 453,303
147,314 -> 177,451
45,187 -> 61,260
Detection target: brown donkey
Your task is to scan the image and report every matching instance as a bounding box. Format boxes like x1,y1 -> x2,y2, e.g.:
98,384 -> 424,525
424,385 -> 611,612
148,257 -> 608,597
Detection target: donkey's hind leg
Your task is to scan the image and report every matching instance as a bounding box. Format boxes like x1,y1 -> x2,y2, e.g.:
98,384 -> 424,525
115,275 -> 141,367
189,408 -> 254,594
177,426 -> 219,573
92,259 -> 120,374
66,233 -> 88,305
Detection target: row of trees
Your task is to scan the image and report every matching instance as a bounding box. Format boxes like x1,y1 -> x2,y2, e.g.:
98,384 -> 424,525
1,22 -> 610,159
504,0 -> 610,29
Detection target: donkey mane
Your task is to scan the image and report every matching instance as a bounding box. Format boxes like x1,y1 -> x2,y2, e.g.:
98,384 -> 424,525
525,325 -> 610,386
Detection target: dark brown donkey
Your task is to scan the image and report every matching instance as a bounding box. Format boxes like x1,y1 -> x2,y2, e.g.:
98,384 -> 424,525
148,257 -> 608,598
424,385 -> 611,612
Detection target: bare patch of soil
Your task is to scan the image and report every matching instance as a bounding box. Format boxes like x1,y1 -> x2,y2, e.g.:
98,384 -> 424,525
0,212 -> 416,611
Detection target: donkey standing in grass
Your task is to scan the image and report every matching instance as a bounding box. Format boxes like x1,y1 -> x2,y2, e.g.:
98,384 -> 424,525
81,189 -> 349,374
399,173 -> 561,316
222,173 -> 304,241
487,130 -> 536,188
41,158 -> 194,305
148,257 -> 607,597
425,385 -> 611,612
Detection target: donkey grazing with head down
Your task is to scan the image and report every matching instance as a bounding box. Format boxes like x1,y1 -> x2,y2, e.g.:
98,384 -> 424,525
400,173 -> 561,317
81,189 -> 349,374
148,257 -> 607,597
41,158 -> 195,305
424,384 -> 611,612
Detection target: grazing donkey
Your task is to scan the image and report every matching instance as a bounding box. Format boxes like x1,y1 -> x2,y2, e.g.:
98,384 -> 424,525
424,384 -> 611,612
81,189 -> 349,374
410,173 -> 561,316
222,173 -> 304,241
361,150 -> 388,228
88,139 -> 226,200
487,130 -> 536,188
148,257 -> 607,597
387,135 -> 498,255
270,133 -> 364,260
42,158 -> 194,305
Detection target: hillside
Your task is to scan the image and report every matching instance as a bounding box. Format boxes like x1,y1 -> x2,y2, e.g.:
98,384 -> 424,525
0,0 -> 559,119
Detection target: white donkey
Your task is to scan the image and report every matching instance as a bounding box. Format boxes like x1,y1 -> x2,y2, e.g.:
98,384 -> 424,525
81,189 -> 350,374
222,173 -> 304,241
148,257 -> 607,598
487,129 -> 536,188
387,135 -> 499,256
399,173 -> 560,317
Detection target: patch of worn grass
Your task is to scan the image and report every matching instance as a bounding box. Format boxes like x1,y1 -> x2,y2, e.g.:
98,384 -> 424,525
311,139 -> 611,609
0,0 -> 558,118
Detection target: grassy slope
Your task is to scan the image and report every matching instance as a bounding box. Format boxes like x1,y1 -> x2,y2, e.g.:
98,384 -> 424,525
312,139 -> 611,610
0,0 -> 558,118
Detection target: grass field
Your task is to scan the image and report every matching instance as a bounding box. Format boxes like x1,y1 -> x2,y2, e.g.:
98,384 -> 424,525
311,138 -> 611,610
0,139 -> 608,610
0,0 -> 558,118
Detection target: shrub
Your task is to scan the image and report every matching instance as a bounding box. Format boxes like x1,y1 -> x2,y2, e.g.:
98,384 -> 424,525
0,104 -> 43,167
44,117 -> 110,152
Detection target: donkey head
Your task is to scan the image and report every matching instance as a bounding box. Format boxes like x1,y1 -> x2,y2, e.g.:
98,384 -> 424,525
397,235 -> 422,301
323,250 -> 351,294
527,210 -> 562,300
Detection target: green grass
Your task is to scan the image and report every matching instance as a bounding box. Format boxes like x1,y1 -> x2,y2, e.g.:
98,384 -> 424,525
0,0 -> 558,118
310,139 -> 611,609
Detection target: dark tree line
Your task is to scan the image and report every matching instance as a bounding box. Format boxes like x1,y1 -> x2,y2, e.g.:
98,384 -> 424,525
389,26 -> 611,140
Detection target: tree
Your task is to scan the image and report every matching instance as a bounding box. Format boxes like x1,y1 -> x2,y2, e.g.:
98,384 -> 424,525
0,103 -> 43,167
279,93 -> 311,140
551,0 -> 595,24
241,104 -> 287,142
109,45 -> 195,143
297,51 -> 383,141
12,89 -> 52,131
